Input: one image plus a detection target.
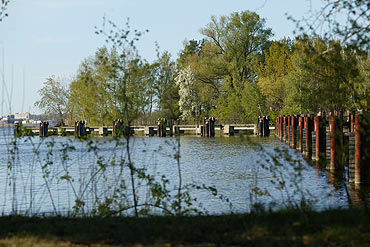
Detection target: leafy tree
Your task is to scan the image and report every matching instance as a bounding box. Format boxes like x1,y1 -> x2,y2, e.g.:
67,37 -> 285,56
177,40 -> 225,119
256,39 -> 294,112
150,51 -> 179,119
175,66 -> 198,120
34,76 -> 70,126
283,37 -> 360,114
177,11 -> 273,121
201,11 -> 272,121
69,47 -> 119,125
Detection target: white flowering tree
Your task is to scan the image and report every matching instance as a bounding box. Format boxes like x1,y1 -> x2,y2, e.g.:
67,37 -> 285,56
175,66 -> 199,120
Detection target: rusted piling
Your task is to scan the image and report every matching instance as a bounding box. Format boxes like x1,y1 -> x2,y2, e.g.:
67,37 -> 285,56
39,121 -> 49,137
157,118 -> 167,137
290,115 -> 297,148
326,113 -> 346,170
202,117 -> 215,137
256,116 -> 270,137
75,120 -> 86,137
287,115 -> 291,145
348,114 -> 356,183
354,114 -> 370,185
302,116 -> 313,157
14,122 -> 21,137
283,116 -> 287,142
312,116 -> 326,161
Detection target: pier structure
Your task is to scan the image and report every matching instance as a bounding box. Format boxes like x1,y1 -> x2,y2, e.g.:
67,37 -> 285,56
275,112 -> 370,186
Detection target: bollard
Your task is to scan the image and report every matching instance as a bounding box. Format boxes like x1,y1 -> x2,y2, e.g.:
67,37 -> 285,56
157,119 -> 162,137
354,114 -> 370,185
291,115 -> 297,148
286,115 -> 290,145
283,116 -> 287,142
264,116 -> 270,137
302,116 -> 312,157
280,116 -> 283,141
39,121 -> 49,137
297,116 -> 303,151
312,116 -> 326,161
209,117 -> 215,137
14,122 -> 20,137
328,116 -> 336,170
258,117 -> 263,136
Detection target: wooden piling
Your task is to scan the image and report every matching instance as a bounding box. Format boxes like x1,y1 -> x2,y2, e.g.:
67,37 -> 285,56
355,114 -> 370,185
303,116 -> 312,157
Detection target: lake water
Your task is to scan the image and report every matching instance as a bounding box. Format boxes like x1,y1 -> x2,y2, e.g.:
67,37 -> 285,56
0,126 -> 367,216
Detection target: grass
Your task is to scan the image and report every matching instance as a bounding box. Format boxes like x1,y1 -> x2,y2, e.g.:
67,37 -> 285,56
0,207 -> 369,247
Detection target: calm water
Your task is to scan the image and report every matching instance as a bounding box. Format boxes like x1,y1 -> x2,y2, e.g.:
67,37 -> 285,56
0,126 -> 367,216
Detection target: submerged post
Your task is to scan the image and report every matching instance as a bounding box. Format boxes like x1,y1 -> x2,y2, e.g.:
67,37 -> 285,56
354,114 -> 370,185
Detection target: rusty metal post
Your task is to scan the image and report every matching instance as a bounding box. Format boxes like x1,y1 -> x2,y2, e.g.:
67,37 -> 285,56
298,116 -> 303,151
355,115 -> 361,184
283,116 -> 287,142
291,116 -> 296,148
287,116 -> 291,145
354,114 -> 370,185
313,116 -> 320,160
303,116 -> 312,157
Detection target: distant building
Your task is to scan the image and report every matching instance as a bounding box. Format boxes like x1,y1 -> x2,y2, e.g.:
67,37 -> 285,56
14,112 -> 32,122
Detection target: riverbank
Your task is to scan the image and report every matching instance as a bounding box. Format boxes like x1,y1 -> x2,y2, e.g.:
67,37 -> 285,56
1,207 -> 369,247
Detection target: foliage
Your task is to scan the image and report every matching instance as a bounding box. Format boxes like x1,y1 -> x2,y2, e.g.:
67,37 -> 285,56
256,39 -> 294,112
149,51 -> 180,119
176,10 -> 273,121
292,0 -> 370,50
175,66 -> 198,119
0,0 -> 9,22
34,76 -> 70,126
282,37 -> 361,114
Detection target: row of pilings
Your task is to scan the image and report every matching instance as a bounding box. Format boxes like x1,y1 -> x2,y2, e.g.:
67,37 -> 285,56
275,113 -> 370,185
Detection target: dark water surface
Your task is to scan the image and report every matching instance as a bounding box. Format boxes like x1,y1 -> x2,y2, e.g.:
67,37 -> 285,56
0,126 -> 367,216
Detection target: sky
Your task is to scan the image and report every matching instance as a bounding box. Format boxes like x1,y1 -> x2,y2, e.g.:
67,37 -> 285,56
0,0 -> 324,116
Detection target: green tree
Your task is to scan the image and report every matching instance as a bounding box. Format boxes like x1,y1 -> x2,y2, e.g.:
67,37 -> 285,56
150,51 -> 179,119
283,37 -> 360,114
201,10 -> 273,121
177,11 -> 273,121
69,47 -> 119,125
256,39 -> 294,113
34,76 -> 70,126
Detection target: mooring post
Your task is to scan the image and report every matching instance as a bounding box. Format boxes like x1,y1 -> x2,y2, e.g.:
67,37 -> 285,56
287,115 -> 291,145
41,121 -> 49,137
157,119 -> 161,137
291,115 -> 296,148
282,116 -> 286,141
329,115 -> 336,170
210,117 -> 215,137
279,116 -> 283,140
313,116 -> 320,160
303,115 -> 312,157
355,114 -> 370,185
39,122 -> 43,137
265,116 -> 270,137
161,118 -> 167,137
350,114 -> 355,133
297,116 -> 303,151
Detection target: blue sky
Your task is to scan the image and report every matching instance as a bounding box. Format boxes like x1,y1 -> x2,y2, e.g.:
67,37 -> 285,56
0,0 -> 324,115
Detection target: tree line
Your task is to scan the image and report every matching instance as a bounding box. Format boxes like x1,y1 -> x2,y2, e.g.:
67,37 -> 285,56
35,10 -> 369,126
